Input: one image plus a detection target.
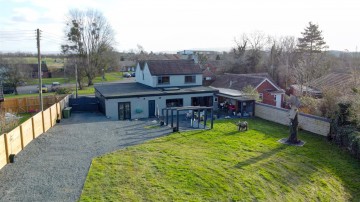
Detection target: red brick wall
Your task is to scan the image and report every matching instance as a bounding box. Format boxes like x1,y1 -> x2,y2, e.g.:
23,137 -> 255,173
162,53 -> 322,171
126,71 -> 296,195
256,80 -> 281,106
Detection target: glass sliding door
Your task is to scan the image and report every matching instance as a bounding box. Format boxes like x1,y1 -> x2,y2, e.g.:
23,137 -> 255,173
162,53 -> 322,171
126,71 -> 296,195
118,102 -> 131,120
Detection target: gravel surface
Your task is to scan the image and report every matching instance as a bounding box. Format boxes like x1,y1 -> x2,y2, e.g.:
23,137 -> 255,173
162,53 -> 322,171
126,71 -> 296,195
0,112 -> 171,202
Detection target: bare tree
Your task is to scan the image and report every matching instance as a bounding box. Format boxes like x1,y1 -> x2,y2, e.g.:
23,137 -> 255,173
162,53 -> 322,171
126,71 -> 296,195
245,31 -> 268,73
292,59 -> 309,95
278,36 -> 298,89
0,58 -> 31,95
62,9 -> 116,86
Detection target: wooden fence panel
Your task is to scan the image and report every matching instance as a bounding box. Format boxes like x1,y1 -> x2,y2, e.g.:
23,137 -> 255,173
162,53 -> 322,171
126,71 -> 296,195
32,112 -> 43,138
27,97 -> 40,112
3,95 -> 66,114
43,109 -> 51,132
21,119 -> 34,148
0,134 -> 7,170
50,104 -> 57,126
2,99 -> 17,113
17,98 -> 27,113
6,126 -> 22,155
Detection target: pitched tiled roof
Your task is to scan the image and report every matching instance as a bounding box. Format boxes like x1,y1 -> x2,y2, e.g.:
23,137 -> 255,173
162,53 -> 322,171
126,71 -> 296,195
210,73 -> 282,91
144,60 -> 202,76
210,74 -> 265,90
309,73 -> 354,90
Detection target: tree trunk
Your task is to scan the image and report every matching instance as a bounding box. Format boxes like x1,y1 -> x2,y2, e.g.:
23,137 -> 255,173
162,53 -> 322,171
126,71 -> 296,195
87,77 -> 93,86
287,113 -> 299,144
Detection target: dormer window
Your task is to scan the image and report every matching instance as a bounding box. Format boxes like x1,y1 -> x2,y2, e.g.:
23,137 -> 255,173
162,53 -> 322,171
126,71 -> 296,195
185,75 -> 196,83
158,76 -> 170,85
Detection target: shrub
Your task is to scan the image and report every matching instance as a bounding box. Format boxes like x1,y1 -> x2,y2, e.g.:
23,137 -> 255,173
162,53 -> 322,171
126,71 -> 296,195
55,87 -> 72,95
330,120 -> 360,160
0,111 -> 20,134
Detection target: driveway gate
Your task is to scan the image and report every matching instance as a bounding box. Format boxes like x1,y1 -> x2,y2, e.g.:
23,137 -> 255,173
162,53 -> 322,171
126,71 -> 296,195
69,96 -> 99,112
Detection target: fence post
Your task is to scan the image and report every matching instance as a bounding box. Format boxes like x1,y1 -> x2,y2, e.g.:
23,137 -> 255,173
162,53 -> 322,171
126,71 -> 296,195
41,111 -> 45,133
20,125 -> 24,149
31,117 -> 36,139
4,134 -> 9,164
49,107 -> 53,127
55,102 -> 59,121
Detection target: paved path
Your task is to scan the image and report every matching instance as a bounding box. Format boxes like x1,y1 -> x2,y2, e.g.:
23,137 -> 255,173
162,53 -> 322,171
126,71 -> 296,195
0,113 -> 171,202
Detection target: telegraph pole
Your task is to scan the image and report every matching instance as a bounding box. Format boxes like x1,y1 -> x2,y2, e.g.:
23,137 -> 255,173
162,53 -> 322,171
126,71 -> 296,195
37,28 -> 43,111
75,63 -> 78,98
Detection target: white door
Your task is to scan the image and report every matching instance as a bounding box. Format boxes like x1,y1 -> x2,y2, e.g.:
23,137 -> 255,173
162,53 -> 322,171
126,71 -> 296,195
275,94 -> 281,108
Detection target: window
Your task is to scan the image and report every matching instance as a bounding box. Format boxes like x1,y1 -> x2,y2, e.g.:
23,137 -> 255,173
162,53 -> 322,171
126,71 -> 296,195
158,76 -> 170,84
259,93 -> 263,101
166,99 -> 183,107
191,96 -> 213,107
185,75 -> 196,83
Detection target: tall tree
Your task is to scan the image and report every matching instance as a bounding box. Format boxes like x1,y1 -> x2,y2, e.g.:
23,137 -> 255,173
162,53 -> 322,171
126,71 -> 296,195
62,9 -> 115,86
296,22 -> 328,84
297,22 -> 327,54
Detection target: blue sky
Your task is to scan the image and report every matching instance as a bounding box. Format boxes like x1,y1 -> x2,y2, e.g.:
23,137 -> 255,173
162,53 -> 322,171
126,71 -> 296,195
0,0 -> 360,53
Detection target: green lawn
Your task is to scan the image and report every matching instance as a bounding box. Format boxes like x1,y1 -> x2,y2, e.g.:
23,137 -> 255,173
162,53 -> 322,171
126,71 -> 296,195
92,72 -> 124,83
75,87 -> 95,95
19,113 -> 33,124
80,118 -> 360,201
27,72 -> 123,85
4,92 -> 56,99
27,77 -> 75,85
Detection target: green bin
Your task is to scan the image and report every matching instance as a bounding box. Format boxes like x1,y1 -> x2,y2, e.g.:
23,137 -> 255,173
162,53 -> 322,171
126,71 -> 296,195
63,107 -> 72,118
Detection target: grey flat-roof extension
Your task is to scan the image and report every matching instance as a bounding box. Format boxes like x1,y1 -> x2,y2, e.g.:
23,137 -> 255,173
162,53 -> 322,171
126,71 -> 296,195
95,82 -> 218,99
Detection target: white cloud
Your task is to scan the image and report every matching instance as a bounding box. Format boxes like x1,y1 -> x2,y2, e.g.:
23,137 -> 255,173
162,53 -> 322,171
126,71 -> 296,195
1,0 -> 360,52
12,7 -> 40,22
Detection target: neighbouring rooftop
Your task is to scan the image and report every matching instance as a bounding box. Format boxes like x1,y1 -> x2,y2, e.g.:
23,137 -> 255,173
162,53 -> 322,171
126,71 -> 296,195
95,82 -> 218,99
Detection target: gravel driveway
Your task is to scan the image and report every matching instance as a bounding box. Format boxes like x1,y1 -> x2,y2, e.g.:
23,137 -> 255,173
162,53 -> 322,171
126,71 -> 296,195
0,112 -> 171,202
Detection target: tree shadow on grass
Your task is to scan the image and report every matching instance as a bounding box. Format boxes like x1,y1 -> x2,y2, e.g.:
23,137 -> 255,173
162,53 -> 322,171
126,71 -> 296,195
234,146 -> 286,169
149,129 -> 206,144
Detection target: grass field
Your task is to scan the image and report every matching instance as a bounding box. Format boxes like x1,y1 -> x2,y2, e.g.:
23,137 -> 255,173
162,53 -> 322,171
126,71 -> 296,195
76,87 -> 95,95
27,72 -> 123,85
4,92 -> 56,99
5,57 -> 65,69
80,118 -> 360,201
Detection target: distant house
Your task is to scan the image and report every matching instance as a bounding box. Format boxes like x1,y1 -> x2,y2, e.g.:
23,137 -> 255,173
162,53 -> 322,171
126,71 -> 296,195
289,84 -> 322,98
95,60 -> 218,120
0,62 -> 50,78
210,73 -> 285,108
202,63 -> 217,86
177,50 -> 220,63
119,61 -> 136,72
28,62 -> 51,78
289,72 -> 355,97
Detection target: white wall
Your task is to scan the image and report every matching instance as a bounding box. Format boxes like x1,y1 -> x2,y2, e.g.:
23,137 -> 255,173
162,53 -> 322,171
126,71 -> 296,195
156,74 -> 203,87
105,93 -> 214,120
135,62 -> 203,87
255,102 -> 331,136
135,63 -> 155,87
